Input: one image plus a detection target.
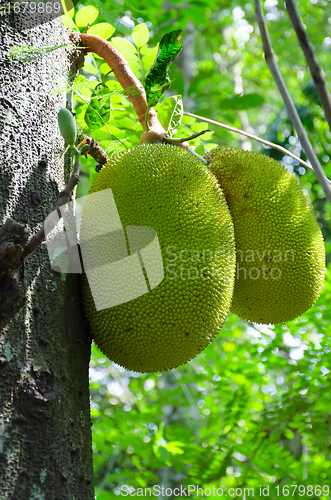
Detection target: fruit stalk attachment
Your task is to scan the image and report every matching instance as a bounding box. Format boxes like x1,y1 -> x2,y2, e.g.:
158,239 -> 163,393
184,111 -> 331,181
79,33 -> 168,145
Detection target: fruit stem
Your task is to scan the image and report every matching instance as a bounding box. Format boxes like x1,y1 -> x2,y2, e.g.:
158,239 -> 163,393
79,33 -> 167,144
184,111 -> 331,183
164,129 -> 212,144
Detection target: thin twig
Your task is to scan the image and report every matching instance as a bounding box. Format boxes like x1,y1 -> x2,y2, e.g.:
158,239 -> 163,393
186,145 -> 208,165
285,0 -> 331,131
183,111 -> 331,182
164,129 -> 212,143
254,0 -> 331,204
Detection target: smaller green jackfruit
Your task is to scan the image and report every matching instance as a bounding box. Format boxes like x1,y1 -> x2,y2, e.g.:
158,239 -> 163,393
57,108 -> 77,146
208,146 -> 326,325
81,144 -> 236,373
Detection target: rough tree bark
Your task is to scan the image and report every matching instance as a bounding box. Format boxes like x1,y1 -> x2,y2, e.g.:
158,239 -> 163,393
0,14 -> 94,500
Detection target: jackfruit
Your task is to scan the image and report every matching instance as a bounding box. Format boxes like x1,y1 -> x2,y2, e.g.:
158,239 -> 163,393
81,144 -> 236,373
208,146 -> 325,324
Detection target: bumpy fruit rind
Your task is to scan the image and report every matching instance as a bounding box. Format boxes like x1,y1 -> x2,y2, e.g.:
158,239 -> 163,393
81,144 -> 236,372
208,146 -> 326,324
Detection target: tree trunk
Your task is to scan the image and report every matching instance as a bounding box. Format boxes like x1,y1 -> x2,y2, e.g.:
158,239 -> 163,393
0,14 -> 94,500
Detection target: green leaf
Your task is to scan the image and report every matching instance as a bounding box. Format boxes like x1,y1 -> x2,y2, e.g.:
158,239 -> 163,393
157,95 -> 183,137
283,428 -> 295,440
131,455 -> 142,470
99,62 -> 112,75
84,84 -> 112,130
182,114 -> 196,125
158,446 -> 170,461
62,15 -> 77,30
145,30 -> 183,107
142,47 -> 160,75
87,23 -> 115,40
62,0 -> 74,18
219,93 -> 265,110
195,144 -> 206,156
164,441 -> 185,455
135,476 -> 147,487
75,5 -> 99,27
111,37 -> 138,57
110,37 -> 140,72
191,121 -> 210,133
104,141 -> 127,158
132,23 -> 149,48
140,44 -> 159,56
82,62 -> 98,75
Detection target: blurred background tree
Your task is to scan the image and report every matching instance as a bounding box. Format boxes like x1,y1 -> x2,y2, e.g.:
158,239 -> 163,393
64,0 -> 331,497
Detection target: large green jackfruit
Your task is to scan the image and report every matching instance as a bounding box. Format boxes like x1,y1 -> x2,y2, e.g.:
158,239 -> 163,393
81,144 -> 236,373
208,146 -> 326,325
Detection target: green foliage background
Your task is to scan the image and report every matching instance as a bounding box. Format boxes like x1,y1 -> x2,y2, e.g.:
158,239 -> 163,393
62,0 -> 331,497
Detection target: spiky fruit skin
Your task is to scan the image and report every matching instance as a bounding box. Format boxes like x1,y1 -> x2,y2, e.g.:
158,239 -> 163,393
208,146 -> 326,325
81,144 -> 236,373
